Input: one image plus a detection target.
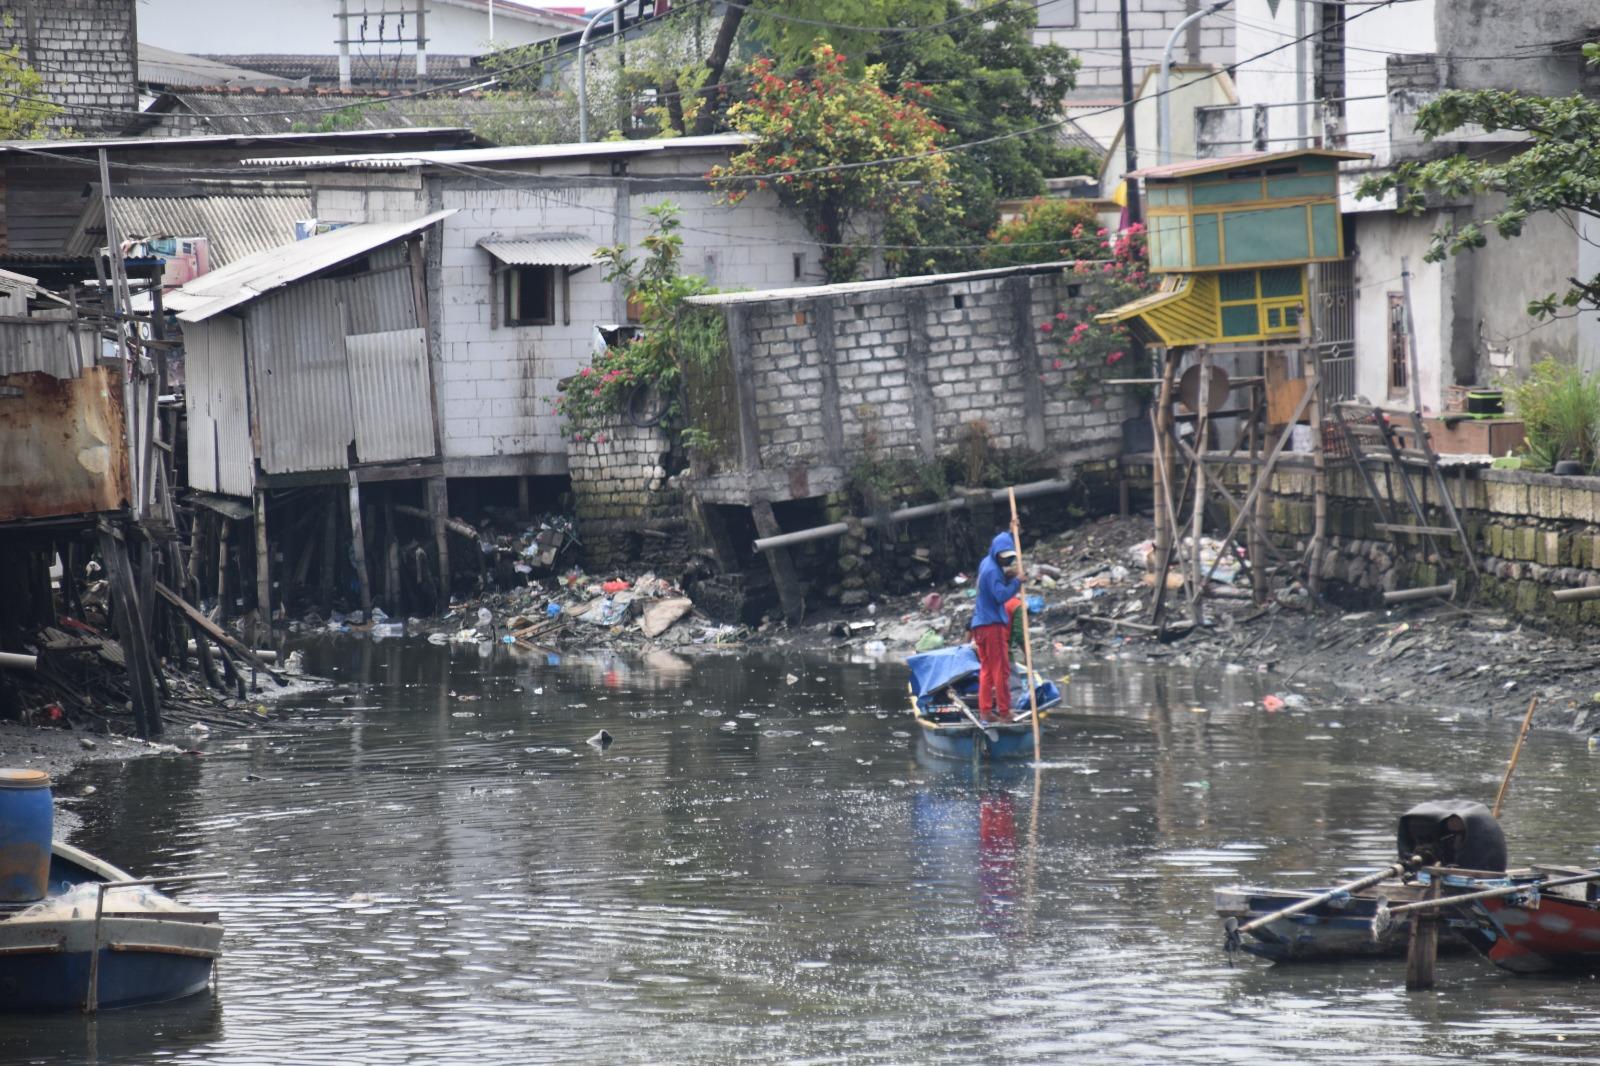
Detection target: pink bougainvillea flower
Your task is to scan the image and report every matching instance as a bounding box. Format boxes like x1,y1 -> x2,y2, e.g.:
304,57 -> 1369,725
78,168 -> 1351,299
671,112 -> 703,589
1039,322 -> 1054,333
1053,358 -> 1064,370
1055,311 -> 1069,321
1106,350 -> 1125,365
595,433 -> 607,444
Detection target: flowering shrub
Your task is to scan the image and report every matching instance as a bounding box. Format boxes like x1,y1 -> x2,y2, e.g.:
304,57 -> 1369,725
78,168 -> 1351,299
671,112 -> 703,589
980,197 -> 1104,269
554,203 -> 722,441
709,43 -> 957,282
1040,222 -> 1156,394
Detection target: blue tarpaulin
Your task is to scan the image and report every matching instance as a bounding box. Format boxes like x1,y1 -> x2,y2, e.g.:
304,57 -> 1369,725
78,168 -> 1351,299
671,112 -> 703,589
907,645 -> 982,698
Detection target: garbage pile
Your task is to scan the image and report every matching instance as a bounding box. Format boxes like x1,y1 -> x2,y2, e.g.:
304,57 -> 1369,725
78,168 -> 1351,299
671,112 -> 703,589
312,568 -> 746,652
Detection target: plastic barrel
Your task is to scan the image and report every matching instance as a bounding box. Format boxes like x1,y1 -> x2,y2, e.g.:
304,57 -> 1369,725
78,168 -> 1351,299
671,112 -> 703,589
0,769 -> 52,902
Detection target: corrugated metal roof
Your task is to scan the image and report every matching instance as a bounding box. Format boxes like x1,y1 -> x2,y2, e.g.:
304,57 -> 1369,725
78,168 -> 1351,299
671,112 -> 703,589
240,133 -> 752,170
1127,149 -> 1372,180
68,190 -> 314,265
478,235 -> 600,267
168,209 -> 456,322
137,44 -> 298,89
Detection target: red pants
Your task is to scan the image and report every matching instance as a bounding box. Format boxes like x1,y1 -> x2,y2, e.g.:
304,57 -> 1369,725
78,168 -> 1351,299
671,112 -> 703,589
973,623 -> 1012,719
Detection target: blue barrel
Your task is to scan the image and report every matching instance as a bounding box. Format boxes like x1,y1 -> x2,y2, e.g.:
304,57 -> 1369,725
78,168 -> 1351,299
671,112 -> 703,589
0,769 -> 52,902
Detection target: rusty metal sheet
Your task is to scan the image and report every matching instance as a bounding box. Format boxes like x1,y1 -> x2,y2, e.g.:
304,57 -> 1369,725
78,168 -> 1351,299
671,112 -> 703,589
0,367 -> 130,523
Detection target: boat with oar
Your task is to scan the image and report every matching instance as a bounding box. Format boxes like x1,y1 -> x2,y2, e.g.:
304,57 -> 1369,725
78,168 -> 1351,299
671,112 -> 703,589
906,644 -> 1062,760
0,769 -> 223,1011
1217,800 -> 1499,963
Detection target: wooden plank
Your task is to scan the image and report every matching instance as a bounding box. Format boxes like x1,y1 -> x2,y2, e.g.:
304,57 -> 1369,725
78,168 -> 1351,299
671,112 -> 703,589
347,471 -> 372,614
154,582 -> 285,685
98,527 -> 162,738
1374,523 -> 1460,536
751,500 -> 805,625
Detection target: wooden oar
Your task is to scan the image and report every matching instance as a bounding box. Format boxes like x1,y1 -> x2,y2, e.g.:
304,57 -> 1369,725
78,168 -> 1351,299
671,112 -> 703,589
956,696 -> 998,744
1008,487 -> 1042,764
1492,696 -> 1539,818
1224,861 -> 1407,953
1373,866 -> 1600,933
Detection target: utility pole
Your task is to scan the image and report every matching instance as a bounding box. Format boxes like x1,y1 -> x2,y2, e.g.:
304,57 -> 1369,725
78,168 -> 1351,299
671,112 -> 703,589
333,1 -> 431,89
1119,0 -> 1143,225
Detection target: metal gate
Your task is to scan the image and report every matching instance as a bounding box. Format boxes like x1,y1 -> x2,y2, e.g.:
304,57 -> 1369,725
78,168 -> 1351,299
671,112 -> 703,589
1309,258 -> 1355,401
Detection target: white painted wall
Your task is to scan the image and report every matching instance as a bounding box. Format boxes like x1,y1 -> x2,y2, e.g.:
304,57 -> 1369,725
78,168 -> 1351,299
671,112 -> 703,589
308,149 -> 819,475
1226,0 -> 1434,160
1351,211 -> 1446,411
138,0 -> 565,58
1101,66 -> 1236,192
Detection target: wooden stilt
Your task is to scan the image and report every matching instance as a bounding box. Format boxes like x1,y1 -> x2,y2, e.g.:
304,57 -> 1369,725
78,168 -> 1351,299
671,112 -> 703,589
1307,349 -> 1328,599
427,477 -> 451,613
517,476 -> 530,516
751,500 -> 805,624
1188,348 -> 1212,621
98,526 -> 162,738
254,489 -> 272,632
320,493 -> 339,613
1247,384 -> 1268,605
216,517 -> 231,622
385,511 -> 401,613
1405,874 -> 1442,991
1148,348 -> 1182,625
348,472 -> 372,614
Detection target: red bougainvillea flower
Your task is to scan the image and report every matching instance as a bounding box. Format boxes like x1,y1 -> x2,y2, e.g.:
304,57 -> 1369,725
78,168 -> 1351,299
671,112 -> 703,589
1106,350 -> 1125,365
1053,359 -> 1064,370
1039,321 -> 1054,333
1055,311 -> 1069,321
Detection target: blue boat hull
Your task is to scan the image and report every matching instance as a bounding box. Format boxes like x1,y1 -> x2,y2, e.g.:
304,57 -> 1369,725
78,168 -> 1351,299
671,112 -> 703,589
0,947 -> 213,1012
917,720 -> 1038,761
1215,883 -> 1470,962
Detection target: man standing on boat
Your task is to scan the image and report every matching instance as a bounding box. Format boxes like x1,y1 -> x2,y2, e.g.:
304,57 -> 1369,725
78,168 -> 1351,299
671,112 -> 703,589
971,532 -> 1022,723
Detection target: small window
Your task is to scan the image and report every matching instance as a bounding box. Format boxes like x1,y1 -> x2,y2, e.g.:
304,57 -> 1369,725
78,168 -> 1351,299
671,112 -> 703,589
1387,292 -> 1409,398
504,266 -> 556,327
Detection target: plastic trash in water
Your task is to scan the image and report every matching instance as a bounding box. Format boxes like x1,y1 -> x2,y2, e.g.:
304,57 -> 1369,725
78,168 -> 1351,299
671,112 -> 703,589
501,634 -> 516,644
862,640 -> 888,657
370,622 -> 404,639
1262,694 -> 1286,712
914,630 -> 944,653
1025,594 -> 1046,615
546,602 -> 563,618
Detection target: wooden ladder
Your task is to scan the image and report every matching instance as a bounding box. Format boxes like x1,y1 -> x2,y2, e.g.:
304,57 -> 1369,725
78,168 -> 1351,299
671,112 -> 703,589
1331,402 -> 1479,577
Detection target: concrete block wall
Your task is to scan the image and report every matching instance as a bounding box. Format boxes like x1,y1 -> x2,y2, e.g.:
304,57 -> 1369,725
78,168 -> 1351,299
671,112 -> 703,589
422,177 -> 814,474
1035,0 -> 1235,95
565,413 -> 678,568
0,0 -> 137,135
715,266 -> 1133,480
1185,457 -> 1600,629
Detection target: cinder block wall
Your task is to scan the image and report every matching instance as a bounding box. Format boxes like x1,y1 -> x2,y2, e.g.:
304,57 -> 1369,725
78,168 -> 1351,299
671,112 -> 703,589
0,0 -> 137,135
711,265 -> 1136,474
565,415 -> 681,569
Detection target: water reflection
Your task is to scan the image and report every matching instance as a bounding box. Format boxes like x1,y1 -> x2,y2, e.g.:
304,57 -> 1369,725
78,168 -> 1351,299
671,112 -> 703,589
2,640 -> 1596,1064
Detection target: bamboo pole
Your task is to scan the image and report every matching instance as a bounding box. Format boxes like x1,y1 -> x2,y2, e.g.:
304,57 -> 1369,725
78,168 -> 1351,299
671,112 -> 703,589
1492,697 -> 1539,819
1307,344 -> 1328,599
1009,487 -> 1042,764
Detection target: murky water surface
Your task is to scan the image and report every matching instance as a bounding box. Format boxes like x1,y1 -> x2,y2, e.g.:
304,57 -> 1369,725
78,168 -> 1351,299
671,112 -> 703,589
8,640 -> 1600,1064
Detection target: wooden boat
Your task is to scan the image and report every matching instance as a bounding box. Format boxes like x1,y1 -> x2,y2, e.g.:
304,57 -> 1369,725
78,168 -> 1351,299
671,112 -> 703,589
906,645 -> 1062,760
1216,800 -> 1502,964
0,842 -> 223,1012
1215,881 -> 1470,962
1427,865 -> 1600,975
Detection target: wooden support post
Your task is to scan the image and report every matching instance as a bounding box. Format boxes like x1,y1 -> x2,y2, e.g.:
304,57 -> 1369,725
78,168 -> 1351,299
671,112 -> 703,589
253,490 -> 272,633
1406,874 -> 1442,991
1307,349 -> 1328,599
427,477 -> 451,613
1247,383 -> 1268,605
98,527 -> 162,739
216,518 -> 231,622
1153,348 -> 1179,566
751,500 -> 805,625
320,492 -> 339,612
1188,348 -> 1211,621
517,476 -> 530,516
385,512 -> 402,613
348,472 -> 372,614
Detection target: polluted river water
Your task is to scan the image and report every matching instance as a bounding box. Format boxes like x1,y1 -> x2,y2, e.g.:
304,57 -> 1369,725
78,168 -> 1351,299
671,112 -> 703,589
7,639 -> 1600,1065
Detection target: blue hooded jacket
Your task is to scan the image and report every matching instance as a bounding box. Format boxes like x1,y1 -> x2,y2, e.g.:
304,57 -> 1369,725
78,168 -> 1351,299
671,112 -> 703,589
971,531 -> 1020,629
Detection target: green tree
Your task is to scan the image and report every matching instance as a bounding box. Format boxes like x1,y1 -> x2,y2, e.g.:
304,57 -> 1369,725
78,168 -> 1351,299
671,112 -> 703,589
1358,45 -> 1600,320
744,1 -> 1089,272
0,37 -> 62,139
710,43 -> 957,281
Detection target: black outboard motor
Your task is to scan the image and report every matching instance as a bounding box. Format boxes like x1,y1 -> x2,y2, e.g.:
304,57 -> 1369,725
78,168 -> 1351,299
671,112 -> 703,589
1397,800 -> 1507,872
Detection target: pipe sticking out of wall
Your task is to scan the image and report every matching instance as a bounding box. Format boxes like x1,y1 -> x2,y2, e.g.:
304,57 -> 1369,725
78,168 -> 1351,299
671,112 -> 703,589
750,478 -> 1073,554
0,652 -> 38,671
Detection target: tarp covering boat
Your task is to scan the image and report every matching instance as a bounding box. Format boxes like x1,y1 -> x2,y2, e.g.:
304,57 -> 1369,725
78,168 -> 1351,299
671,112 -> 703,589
1397,800 -> 1506,873
906,645 -> 1061,716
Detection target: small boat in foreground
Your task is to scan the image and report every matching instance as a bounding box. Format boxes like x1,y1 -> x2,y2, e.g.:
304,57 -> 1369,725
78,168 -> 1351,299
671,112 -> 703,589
1432,864 -> 1600,975
1215,880 -> 1471,962
906,645 -> 1062,760
1216,800 -> 1502,964
0,841 -> 224,1011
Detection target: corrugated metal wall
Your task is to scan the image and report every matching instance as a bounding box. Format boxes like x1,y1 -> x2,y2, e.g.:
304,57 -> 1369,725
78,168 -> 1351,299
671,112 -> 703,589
243,243 -> 435,474
0,315 -> 96,378
184,314 -> 254,497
